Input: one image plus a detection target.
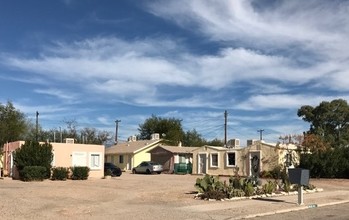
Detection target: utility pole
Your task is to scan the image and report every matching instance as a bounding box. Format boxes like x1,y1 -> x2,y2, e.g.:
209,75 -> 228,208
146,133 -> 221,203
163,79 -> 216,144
257,129 -> 264,141
59,126 -> 62,143
36,111 -> 39,141
224,110 -> 228,146
115,120 -> 121,144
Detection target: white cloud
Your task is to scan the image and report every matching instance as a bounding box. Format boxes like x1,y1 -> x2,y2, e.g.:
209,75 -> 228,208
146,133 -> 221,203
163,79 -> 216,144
34,88 -> 79,103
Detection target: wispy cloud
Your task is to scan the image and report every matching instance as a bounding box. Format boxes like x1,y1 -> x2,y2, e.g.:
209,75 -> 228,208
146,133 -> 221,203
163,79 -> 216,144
3,35 -> 347,111
34,88 -> 79,103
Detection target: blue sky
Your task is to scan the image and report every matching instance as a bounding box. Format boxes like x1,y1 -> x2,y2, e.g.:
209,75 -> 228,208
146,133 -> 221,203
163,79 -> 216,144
1,0 -> 348,146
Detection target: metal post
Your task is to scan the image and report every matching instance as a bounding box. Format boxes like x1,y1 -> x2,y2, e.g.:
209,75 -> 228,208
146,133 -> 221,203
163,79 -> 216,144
115,120 -> 121,144
298,185 -> 304,205
36,111 -> 39,141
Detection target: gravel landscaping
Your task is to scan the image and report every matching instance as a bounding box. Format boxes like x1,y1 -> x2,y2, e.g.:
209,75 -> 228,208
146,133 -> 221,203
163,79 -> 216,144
0,173 -> 348,220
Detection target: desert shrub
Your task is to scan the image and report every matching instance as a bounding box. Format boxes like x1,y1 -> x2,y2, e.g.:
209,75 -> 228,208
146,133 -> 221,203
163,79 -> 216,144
20,166 -> 46,181
270,165 -> 282,179
243,182 -> 255,197
199,190 -> 226,200
71,166 -> 90,180
262,180 -> 276,194
231,189 -> 245,197
229,176 -> 244,189
51,167 -> 69,181
260,170 -> 272,178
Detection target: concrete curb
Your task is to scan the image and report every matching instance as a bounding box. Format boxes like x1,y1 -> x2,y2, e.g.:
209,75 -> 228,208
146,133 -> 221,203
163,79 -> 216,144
233,199 -> 349,219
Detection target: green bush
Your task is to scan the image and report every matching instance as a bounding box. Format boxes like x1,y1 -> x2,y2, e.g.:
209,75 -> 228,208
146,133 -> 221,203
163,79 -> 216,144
300,147 -> 349,178
51,167 -> 69,181
71,166 -> 90,180
13,141 -> 53,179
20,166 -> 47,181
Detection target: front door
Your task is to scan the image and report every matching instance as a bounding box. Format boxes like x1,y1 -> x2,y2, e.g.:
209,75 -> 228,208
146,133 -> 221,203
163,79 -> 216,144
127,155 -> 132,170
249,152 -> 261,177
198,154 -> 207,174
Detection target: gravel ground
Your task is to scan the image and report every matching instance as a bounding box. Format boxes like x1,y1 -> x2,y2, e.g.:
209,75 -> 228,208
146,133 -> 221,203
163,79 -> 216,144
0,173 -> 348,220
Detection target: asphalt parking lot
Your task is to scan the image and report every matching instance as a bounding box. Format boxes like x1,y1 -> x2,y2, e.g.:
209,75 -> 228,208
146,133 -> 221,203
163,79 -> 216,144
0,173 -> 348,220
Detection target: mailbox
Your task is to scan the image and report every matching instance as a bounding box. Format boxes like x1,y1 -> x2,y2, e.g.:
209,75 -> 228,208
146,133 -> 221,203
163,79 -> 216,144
288,168 -> 310,186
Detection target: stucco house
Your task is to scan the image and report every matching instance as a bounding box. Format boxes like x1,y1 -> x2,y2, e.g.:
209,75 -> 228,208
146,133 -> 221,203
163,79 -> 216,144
2,139 -> 105,179
147,144 -> 199,174
191,140 -> 300,177
104,133 -> 162,171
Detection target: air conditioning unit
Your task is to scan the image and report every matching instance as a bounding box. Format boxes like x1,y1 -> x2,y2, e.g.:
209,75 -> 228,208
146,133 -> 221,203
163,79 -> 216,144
247,139 -> 258,146
128,136 -> 137,142
151,133 -> 160,140
65,138 -> 75,144
228,139 -> 240,148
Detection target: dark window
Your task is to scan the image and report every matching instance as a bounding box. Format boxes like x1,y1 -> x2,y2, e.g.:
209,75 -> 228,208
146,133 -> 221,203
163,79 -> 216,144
119,155 -> 124,164
227,152 -> 236,166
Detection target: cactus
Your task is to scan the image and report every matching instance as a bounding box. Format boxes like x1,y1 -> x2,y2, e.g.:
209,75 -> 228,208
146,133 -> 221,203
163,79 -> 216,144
194,174 -> 224,193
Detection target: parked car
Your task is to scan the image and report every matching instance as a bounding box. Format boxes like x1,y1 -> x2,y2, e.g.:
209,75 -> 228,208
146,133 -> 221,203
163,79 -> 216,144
104,162 -> 122,177
132,161 -> 163,174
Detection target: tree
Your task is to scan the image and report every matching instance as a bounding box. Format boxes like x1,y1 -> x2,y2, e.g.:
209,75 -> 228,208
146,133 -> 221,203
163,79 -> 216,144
80,127 -> 112,145
206,138 -> 224,146
13,140 -> 53,178
183,129 -> 207,147
297,99 -> 349,148
0,101 -> 28,148
138,115 -> 185,145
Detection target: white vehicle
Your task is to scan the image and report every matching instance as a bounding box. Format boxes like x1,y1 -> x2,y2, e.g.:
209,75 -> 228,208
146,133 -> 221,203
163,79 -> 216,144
132,161 -> 163,174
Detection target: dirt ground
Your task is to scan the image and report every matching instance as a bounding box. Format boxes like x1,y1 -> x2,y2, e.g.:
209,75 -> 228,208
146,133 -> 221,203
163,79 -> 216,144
0,172 -> 348,220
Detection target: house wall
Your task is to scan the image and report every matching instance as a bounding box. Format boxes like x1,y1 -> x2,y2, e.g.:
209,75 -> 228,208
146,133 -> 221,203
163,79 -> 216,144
133,152 -> 152,168
192,147 -> 241,176
192,143 -> 298,177
2,141 -> 25,176
240,144 -> 281,173
2,141 -> 104,179
52,143 -> 104,178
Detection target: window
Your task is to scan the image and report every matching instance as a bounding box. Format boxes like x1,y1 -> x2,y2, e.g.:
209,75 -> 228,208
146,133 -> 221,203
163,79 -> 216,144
119,155 -> 124,164
89,152 -> 102,170
179,155 -> 186,163
226,152 -> 236,167
210,153 -> 219,167
72,152 -> 87,167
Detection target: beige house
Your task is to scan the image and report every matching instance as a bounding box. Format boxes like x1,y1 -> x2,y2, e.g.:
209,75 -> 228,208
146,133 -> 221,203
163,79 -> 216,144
2,139 -> 105,179
191,140 -> 300,176
105,134 -> 162,171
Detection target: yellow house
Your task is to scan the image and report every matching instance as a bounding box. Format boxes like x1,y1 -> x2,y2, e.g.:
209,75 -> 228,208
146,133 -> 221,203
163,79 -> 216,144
105,134 -> 162,171
192,141 -> 300,176
2,139 -> 105,179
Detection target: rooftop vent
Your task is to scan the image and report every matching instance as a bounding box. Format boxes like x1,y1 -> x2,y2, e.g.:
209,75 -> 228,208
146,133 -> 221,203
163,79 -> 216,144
65,138 -> 75,144
151,133 -> 160,140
